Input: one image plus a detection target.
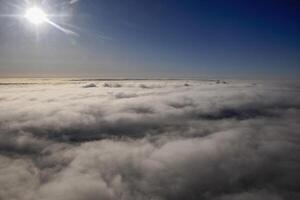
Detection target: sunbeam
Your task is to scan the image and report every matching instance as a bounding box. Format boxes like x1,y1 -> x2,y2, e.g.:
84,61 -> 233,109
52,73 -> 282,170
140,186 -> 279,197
45,19 -> 78,36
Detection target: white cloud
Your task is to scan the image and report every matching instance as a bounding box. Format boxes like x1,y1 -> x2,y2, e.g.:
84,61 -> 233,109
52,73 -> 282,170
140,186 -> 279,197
0,79 -> 299,200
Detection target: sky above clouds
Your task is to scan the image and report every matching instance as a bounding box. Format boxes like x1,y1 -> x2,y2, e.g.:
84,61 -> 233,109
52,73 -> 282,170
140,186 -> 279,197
0,0 -> 299,78
1,1 -> 300,198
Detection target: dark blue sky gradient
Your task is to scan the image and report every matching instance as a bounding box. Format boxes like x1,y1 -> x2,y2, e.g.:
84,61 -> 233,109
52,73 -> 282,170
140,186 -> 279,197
0,0 -> 299,78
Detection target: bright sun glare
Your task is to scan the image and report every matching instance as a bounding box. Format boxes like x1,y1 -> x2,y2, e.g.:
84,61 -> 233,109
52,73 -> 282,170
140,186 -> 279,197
25,7 -> 48,25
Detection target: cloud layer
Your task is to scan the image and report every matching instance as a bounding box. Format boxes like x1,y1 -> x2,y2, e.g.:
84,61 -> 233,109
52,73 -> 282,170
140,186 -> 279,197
0,79 -> 300,200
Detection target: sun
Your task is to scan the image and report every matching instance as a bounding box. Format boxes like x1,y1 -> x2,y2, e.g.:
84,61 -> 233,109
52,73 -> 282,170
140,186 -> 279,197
25,7 -> 48,25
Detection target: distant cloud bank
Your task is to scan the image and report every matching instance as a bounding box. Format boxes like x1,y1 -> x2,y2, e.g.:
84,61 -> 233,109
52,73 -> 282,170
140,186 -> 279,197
0,79 -> 299,200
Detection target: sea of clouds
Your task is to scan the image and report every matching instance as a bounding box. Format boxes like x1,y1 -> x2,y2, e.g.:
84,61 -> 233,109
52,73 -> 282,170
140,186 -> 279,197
0,78 -> 299,200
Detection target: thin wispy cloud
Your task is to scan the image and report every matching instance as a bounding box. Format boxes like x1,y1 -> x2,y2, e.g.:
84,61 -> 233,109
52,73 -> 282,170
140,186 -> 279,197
69,0 -> 80,4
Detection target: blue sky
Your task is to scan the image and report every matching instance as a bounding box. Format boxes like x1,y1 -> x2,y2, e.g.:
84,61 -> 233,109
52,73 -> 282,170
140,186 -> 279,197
0,0 -> 299,78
